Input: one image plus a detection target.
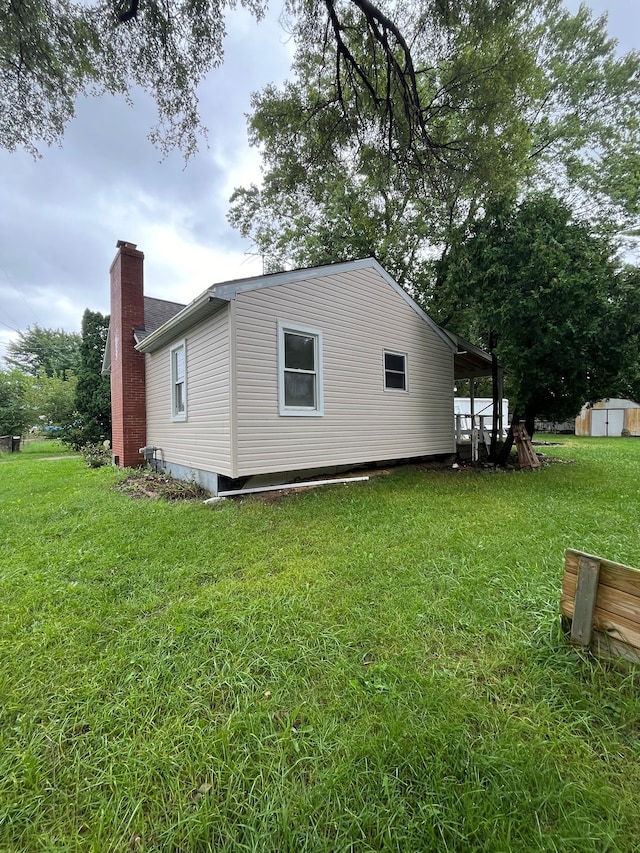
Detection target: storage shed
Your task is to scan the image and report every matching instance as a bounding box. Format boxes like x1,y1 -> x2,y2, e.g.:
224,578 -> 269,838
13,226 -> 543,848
575,399 -> 640,437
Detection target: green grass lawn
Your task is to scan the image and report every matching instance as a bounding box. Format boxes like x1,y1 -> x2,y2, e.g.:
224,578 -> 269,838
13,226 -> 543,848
1,437 -> 640,852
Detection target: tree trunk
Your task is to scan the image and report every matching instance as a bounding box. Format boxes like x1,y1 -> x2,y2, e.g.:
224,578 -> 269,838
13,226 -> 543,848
489,331 -> 499,463
497,409 -> 520,466
524,406 -> 536,440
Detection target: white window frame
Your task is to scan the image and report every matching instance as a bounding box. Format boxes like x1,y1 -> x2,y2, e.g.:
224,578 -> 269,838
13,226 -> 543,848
278,321 -> 324,417
170,340 -> 187,421
383,350 -> 408,392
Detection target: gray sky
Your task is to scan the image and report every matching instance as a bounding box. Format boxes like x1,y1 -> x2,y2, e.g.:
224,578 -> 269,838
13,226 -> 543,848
0,5 -> 294,361
0,1 -> 637,362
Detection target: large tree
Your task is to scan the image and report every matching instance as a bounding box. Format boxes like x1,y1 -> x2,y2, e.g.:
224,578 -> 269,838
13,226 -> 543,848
3,0 -> 491,160
6,2 -> 638,230
609,266 -> 640,405
2,0 -> 266,157
230,0 -> 540,281
435,193 -> 639,438
229,0 -> 640,281
5,325 -> 81,379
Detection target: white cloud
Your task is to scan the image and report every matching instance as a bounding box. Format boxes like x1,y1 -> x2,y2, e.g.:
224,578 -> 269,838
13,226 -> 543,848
134,219 -> 264,301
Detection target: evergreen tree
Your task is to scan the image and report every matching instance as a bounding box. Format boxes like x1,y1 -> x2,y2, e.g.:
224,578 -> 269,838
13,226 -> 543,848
68,310 -> 111,448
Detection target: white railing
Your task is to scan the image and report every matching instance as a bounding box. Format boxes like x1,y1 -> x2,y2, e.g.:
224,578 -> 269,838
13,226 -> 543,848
455,414 -> 494,443
455,414 -> 494,463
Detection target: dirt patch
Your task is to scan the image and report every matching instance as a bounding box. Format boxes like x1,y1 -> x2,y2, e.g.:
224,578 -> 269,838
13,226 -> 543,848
115,471 -> 210,501
410,459 -> 457,472
536,452 -> 575,465
417,450 -> 573,472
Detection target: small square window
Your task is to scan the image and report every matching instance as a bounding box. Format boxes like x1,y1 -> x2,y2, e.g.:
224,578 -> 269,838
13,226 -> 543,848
384,351 -> 407,391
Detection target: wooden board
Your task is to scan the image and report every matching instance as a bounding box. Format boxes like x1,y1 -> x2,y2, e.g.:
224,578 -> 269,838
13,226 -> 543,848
561,549 -> 640,660
589,631 -> 640,665
563,549 -> 640,597
570,555 -> 600,645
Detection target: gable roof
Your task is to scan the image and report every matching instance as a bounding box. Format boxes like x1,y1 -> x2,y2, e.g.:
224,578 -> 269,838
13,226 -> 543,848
135,297 -> 186,344
135,257 -> 458,355
102,296 -> 186,375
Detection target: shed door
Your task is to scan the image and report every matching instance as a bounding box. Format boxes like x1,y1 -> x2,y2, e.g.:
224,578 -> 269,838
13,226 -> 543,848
591,409 -> 624,436
607,409 -> 625,436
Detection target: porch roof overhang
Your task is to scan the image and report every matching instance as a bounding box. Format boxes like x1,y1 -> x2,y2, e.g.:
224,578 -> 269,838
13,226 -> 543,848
445,331 -> 496,380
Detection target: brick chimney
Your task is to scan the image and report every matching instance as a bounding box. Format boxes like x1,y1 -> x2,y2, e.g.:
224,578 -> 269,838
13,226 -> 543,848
109,240 -> 146,468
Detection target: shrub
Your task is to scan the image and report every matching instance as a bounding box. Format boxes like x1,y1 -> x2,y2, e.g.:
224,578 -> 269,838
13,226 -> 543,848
80,441 -> 111,468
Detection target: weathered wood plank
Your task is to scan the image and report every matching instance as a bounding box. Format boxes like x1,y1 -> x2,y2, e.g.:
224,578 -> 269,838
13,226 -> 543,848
560,593 -> 640,650
590,631 -> 640,665
562,567 -> 640,621
562,549 -> 640,661
564,549 -> 640,597
562,573 -> 640,627
513,423 -> 541,470
570,556 -> 600,645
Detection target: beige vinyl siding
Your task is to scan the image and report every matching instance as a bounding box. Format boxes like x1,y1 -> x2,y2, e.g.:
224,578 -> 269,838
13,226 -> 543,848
145,306 -> 232,475
233,267 -> 454,477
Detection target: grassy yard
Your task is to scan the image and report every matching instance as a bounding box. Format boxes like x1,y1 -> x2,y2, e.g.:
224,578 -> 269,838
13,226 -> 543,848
1,438 -> 640,852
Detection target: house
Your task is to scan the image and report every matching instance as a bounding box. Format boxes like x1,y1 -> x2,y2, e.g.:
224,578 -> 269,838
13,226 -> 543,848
575,398 -> 640,437
105,241 -> 493,495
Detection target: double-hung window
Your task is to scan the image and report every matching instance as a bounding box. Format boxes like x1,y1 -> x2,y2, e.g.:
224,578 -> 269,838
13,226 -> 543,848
278,322 -> 323,416
384,351 -> 407,391
170,341 -> 187,420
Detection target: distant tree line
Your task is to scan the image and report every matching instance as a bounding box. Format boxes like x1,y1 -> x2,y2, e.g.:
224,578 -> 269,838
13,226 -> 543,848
0,312 -> 111,446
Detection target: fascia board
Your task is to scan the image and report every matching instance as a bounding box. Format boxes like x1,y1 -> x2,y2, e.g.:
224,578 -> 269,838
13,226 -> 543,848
135,293 -> 230,353
445,329 -> 494,365
210,258 -> 379,300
